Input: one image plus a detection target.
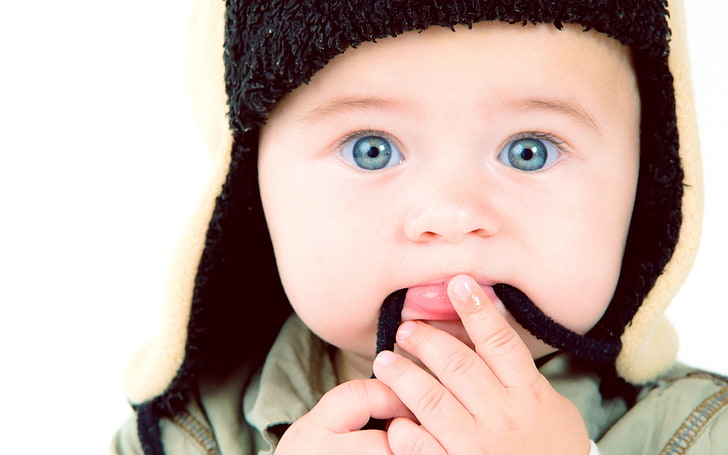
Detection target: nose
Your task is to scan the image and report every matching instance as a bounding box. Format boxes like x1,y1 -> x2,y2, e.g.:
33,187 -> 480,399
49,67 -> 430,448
405,208 -> 491,242
404,175 -> 499,243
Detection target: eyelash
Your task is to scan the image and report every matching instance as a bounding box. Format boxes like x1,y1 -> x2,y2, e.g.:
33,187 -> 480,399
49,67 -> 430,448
334,129 -> 400,151
506,131 -> 568,152
333,130 -> 570,158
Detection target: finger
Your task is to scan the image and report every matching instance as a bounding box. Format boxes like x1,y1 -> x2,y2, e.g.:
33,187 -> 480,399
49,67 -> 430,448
279,419 -> 396,455
449,274 -> 541,388
307,379 -> 414,433
387,417 -> 446,455
372,350 -> 472,450
393,319 -> 507,413
339,430 -> 395,455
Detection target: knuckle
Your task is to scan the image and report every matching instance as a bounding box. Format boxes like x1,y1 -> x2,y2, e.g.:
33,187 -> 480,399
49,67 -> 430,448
522,376 -> 573,414
317,379 -> 370,416
415,385 -> 447,417
282,413 -> 317,443
401,432 -> 428,455
336,379 -> 370,402
389,420 -> 429,455
442,352 -> 477,378
480,324 -> 520,356
490,412 -> 520,434
527,375 -> 553,400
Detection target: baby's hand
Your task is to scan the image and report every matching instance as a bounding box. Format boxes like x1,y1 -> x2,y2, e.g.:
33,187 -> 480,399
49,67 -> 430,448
373,274 -> 591,455
275,378 -> 412,454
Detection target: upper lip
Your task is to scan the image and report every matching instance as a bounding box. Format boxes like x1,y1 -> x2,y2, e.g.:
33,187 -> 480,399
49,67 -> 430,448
405,272 -> 497,289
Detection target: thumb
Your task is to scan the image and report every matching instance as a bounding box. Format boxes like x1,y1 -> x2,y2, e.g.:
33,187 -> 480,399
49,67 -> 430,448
306,379 -> 413,433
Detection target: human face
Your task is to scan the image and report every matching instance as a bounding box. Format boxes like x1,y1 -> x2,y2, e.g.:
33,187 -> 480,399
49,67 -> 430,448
258,22 -> 640,380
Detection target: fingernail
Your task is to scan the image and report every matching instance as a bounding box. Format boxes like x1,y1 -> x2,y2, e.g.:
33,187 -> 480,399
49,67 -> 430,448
450,275 -> 474,299
397,320 -> 417,340
374,350 -> 397,367
450,276 -> 484,311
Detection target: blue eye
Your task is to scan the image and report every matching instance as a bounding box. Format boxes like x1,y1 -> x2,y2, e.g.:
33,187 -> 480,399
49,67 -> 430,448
498,136 -> 561,172
340,134 -> 403,170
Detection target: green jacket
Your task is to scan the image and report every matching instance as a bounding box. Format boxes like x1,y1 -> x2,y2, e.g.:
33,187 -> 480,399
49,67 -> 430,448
113,316 -> 728,454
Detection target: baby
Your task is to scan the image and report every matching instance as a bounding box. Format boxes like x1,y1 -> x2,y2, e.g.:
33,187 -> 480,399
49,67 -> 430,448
114,1 -> 727,454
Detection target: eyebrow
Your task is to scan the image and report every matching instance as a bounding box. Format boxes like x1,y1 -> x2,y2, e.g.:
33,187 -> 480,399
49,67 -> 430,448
298,97 -> 410,122
516,98 -> 601,134
299,95 -> 601,134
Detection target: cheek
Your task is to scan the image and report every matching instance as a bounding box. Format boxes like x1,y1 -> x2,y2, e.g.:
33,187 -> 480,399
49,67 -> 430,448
263,176 -> 380,294
518,160 -> 638,334
258,158 -> 396,353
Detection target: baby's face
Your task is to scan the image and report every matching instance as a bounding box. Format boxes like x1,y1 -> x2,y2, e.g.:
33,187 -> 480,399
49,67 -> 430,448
258,21 -> 640,380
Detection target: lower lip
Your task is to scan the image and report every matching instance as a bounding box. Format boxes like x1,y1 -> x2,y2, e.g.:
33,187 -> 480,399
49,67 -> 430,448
403,281 -> 501,321
401,282 -> 479,320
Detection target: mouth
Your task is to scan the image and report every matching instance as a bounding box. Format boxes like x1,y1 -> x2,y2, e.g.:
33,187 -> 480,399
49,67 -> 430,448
373,279 -> 501,357
402,281 -> 500,321
374,281 -> 622,365
374,277 -> 499,356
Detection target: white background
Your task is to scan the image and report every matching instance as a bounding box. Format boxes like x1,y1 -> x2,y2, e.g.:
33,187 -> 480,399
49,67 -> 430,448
1,2 -> 726,453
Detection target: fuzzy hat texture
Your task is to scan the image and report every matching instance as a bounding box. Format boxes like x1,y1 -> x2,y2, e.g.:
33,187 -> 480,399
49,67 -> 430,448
125,0 -> 701,433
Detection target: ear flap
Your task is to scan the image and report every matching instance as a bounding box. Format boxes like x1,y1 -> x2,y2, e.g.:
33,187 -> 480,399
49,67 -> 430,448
615,0 -> 703,384
124,0 -> 232,405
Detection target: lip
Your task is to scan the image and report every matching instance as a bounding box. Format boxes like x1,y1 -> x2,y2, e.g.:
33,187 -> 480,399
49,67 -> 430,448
401,277 -> 499,321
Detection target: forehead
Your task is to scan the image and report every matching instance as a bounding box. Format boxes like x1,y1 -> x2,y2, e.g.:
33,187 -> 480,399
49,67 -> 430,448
267,21 -> 636,126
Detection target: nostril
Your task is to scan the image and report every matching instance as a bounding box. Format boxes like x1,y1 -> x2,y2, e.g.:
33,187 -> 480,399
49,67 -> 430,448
404,206 -> 496,242
418,231 -> 439,241
412,228 -> 488,243
470,228 -> 490,238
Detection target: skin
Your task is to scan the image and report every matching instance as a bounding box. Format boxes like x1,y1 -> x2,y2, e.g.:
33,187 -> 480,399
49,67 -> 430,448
259,21 -> 640,454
